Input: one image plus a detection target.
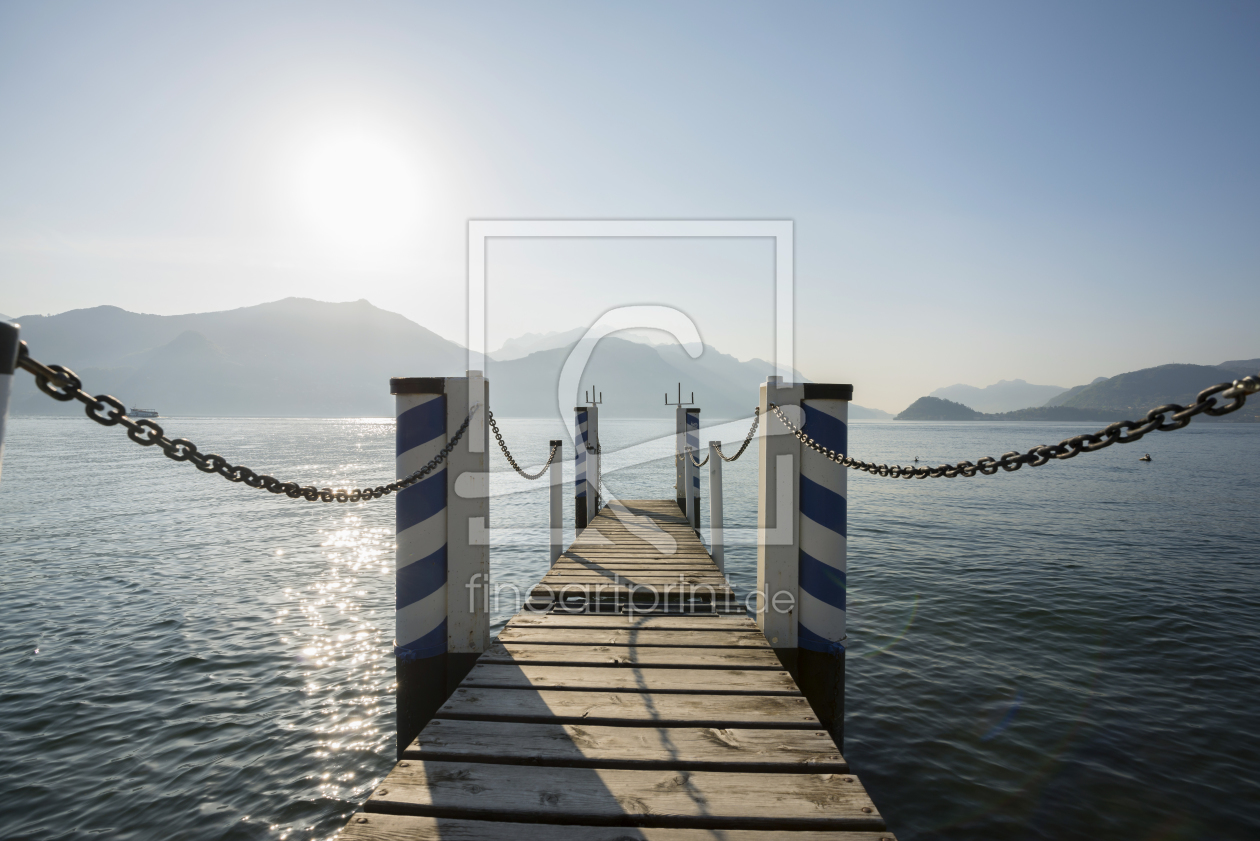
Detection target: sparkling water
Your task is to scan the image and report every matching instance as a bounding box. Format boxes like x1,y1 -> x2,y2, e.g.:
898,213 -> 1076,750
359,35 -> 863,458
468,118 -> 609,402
1,415 -> 1257,839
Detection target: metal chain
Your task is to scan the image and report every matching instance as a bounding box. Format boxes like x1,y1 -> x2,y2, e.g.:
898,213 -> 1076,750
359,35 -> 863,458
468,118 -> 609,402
714,408 -> 760,462
487,409 -> 559,480
768,371 -> 1260,478
15,342 -> 470,502
686,446 -> 710,467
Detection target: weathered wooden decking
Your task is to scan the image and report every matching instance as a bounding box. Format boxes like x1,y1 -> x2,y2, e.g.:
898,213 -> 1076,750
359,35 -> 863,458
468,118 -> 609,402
343,500 -> 893,840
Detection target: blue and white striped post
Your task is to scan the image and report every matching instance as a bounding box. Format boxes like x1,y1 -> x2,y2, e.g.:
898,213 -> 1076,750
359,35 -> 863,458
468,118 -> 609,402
686,408 -> 701,530
798,383 -> 851,750
549,439 -> 564,565
390,373 -> 490,757
574,407 -> 591,530
392,376 -> 447,756
0,322 -> 18,482
757,376 -> 852,749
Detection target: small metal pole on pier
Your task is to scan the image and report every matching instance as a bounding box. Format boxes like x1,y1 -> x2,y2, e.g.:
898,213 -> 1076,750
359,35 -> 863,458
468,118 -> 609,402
390,372 -> 490,758
708,440 -> 724,574
549,439 -> 564,566
755,374 -> 853,751
0,322 -> 18,482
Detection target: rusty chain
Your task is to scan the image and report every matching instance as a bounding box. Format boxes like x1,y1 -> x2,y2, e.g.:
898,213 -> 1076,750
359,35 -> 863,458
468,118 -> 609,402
769,371 -> 1260,478
487,409 -> 560,480
15,342 -> 469,502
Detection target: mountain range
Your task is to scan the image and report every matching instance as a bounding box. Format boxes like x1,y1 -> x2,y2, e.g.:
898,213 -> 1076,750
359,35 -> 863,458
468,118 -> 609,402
4,298 -> 892,419
899,359 -> 1260,422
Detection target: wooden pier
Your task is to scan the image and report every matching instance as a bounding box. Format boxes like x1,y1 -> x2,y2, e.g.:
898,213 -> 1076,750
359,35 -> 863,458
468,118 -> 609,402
344,501 -> 893,840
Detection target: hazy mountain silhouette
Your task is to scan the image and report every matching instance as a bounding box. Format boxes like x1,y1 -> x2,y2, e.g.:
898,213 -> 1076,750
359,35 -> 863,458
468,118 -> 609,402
930,379 -> 1068,413
489,327 -> 589,361
8,298 -> 891,419
903,360 -> 1259,421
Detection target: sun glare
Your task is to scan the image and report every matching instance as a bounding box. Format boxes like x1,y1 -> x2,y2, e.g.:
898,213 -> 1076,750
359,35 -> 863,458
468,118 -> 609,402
291,128 -> 426,258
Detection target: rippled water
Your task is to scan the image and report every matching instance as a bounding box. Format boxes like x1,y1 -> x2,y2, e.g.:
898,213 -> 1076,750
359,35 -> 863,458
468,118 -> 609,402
1,415 -> 1257,840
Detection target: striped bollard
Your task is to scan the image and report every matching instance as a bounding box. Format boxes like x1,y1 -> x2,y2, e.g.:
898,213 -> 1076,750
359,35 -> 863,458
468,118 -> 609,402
0,322 -> 18,482
391,373 -> 490,757
686,408 -> 701,529
798,384 -> 851,751
549,440 -> 564,565
574,407 -> 591,530
587,404 -> 601,516
708,440 -> 723,574
674,406 -> 686,514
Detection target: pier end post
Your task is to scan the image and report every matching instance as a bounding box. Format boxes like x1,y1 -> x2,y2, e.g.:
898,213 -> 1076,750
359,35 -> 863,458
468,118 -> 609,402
573,407 -> 591,530
588,403 -> 601,516
0,321 -> 18,482
683,408 -> 701,528
549,440 -> 564,565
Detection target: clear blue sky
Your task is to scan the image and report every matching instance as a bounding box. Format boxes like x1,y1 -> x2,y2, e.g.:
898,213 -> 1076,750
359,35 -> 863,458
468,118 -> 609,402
1,1 -> 1257,411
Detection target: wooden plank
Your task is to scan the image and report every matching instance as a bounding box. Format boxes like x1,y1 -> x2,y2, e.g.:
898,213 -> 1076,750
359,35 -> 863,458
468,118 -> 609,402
497,628 -> 771,648
364,761 -> 886,831
506,614 -> 758,631
479,643 -> 783,669
342,813 -> 898,841
437,688 -> 821,728
405,720 -> 847,772
461,664 -> 800,694
538,575 -> 731,585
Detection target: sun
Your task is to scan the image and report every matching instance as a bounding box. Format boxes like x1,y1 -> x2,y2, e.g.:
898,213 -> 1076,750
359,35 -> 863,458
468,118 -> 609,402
290,127 -> 426,258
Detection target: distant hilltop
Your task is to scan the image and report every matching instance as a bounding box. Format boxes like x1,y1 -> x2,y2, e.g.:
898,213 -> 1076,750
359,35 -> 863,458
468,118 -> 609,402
898,359 -> 1260,422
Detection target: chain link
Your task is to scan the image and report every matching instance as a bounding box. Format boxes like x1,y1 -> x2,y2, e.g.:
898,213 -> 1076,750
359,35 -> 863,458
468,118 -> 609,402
769,371 -> 1260,478
714,408 -> 760,462
16,342 -> 471,502
686,446 -> 710,467
487,409 -> 560,480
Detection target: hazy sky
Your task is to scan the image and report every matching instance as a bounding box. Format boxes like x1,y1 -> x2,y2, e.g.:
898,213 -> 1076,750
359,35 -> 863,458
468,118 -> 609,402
1,1 -> 1257,412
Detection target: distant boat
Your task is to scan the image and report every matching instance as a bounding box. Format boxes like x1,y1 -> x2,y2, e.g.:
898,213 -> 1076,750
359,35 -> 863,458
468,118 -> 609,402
129,407 -> 159,419
1139,454 -> 1152,462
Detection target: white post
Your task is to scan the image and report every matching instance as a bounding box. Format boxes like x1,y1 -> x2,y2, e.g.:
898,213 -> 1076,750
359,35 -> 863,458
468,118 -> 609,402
756,375 -> 802,652
708,440 -> 723,574
549,439 -> 564,565
684,450 -> 696,532
0,322 -> 17,482
446,371 -> 490,676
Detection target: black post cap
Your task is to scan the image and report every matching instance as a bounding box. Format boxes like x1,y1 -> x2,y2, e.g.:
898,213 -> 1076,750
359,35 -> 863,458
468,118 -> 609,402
802,383 -> 854,401
0,322 -> 19,376
391,377 -> 445,395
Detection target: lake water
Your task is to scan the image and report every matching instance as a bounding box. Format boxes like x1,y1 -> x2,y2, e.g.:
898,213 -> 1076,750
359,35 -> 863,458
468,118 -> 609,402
1,414 -> 1258,840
